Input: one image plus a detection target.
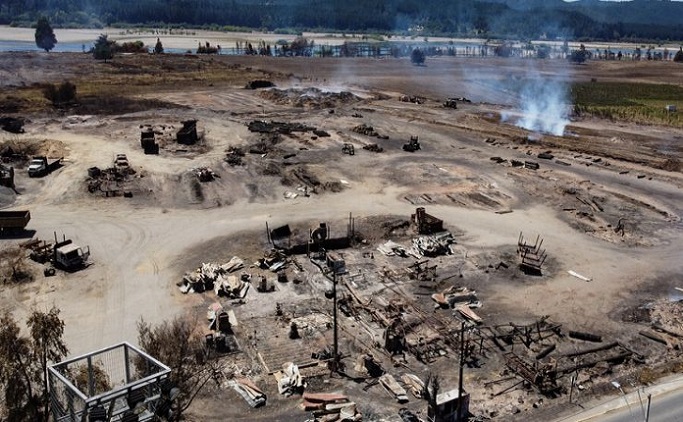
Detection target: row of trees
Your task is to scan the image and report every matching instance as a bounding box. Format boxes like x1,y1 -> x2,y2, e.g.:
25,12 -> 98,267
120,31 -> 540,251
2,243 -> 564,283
10,0 -> 683,42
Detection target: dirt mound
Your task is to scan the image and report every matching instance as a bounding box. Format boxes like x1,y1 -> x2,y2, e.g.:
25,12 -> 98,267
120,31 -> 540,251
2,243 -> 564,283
259,87 -> 362,108
0,138 -> 69,161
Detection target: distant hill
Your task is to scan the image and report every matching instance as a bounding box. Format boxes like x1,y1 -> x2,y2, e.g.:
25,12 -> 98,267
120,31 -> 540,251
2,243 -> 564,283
491,0 -> 683,27
1,0 -> 681,41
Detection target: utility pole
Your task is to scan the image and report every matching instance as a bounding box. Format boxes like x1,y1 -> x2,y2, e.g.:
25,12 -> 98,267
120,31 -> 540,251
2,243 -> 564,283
645,394 -> 651,422
333,270 -> 338,369
456,320 -> 466,422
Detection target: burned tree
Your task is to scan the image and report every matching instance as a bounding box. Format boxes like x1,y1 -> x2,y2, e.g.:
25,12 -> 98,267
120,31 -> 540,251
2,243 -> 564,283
137,315 -> 223,419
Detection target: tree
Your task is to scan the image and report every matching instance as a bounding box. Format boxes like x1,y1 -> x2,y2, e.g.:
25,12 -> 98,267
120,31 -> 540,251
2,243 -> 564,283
0,307 -> 68,422
410,48 -> 425,65
42,81 -> 77,106
34,16 -> 57,52
154,37 -> 164,54
93,34 -> 114,62
568,43 -> 588,64
27,307 -> 68,419
674,47 -> 683,63
137,316 -> 222,420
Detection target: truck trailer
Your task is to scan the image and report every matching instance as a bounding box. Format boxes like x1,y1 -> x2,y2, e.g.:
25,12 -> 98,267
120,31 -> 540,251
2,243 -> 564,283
0,210 -> 31,235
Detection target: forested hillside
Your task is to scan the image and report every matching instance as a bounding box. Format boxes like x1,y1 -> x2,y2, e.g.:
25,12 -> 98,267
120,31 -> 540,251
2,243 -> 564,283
1,0 -> 681,41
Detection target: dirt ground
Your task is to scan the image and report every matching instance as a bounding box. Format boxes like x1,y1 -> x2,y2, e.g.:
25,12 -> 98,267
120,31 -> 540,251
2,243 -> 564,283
1,47 -> 683,422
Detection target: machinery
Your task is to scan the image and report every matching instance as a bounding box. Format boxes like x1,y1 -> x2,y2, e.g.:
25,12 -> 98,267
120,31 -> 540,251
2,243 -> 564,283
443,98 -> 458,109
0,163 -> 15,188
403,136 -> 421,152
342,143 -> 355,155
27,156 -> 62,177
53,233 -> 90,271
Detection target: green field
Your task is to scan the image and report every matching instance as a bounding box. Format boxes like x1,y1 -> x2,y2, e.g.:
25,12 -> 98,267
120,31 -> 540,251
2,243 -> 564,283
571,82 -> 683,127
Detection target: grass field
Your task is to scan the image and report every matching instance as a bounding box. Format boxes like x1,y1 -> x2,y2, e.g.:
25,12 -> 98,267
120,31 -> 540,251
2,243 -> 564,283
571,81 -> 683,126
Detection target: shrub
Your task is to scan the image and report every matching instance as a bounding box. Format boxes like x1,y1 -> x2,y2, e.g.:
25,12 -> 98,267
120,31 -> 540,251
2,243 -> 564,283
43,81 -> 77,106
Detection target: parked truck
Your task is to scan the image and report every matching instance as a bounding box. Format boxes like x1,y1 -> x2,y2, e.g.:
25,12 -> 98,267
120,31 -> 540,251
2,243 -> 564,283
53,233 -> 90,271
0,210 -> 31,235
28,156 -> 62,177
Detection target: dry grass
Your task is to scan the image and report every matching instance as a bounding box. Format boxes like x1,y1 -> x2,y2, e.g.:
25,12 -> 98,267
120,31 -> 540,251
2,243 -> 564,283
1,53 -> 283,115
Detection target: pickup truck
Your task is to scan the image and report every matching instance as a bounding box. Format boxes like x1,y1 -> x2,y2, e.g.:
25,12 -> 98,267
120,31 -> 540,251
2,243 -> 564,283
28,156 -> 62,177
0,210 -> 31,234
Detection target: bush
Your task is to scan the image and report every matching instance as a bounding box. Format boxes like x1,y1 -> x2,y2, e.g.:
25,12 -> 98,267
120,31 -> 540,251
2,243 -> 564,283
115,40 -> 147,53
43,81 -> 77,106
410,48 -> 425,65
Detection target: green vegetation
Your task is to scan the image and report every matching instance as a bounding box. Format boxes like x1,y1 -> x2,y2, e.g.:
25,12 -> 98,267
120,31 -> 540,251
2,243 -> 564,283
42,81 -> 77,106
154,37 -> 164,54
572,82 -> 683,127
34,16 -> 56,52
2,0 -> 683,41
410,48 -> 425,65
0,307 -> 68,421
92,34 -> 114,61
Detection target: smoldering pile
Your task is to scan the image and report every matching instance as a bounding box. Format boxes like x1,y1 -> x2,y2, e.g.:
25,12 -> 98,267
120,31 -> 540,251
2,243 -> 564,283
259,87 -> 361,108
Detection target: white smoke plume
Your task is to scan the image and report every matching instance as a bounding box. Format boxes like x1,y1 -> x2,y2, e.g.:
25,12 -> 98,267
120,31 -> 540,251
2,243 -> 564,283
516,76 -> 569,136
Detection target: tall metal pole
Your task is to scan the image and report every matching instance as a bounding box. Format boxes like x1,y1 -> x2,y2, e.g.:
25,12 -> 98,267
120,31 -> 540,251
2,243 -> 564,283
645,394 -> 651,422
457,320 -> 465,422
333,271 -> 338,369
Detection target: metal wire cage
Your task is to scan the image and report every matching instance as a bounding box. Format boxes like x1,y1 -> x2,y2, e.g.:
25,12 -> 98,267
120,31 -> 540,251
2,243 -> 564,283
48,342 -> 171,422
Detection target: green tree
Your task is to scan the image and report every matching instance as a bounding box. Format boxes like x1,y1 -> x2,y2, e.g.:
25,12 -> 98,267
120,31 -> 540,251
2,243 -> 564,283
0,307 -> 68,421
674,47 -> 683,63
34,16 -> 57,52
569,43 -> 588,64
411,48 -> 425,65
93,34 -> 114,62
27,307 -> 68,419
154,37 -> 164,54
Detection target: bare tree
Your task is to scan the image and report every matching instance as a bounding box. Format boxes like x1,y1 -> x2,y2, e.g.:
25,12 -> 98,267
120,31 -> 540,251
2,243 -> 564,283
137,315 -> 222,420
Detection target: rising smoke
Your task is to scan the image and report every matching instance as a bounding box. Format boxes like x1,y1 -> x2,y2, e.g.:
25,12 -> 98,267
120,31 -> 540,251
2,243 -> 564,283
516,76 -> 569,136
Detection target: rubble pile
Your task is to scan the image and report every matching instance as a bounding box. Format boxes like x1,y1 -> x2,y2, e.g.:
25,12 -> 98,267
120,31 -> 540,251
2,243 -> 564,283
86,165 -> 136,197
409,232 -> 455,258
275,362 -> 305,396
225,146 -> 245,166
301,392 -> 363,421
376,232 -> 454,259
258,249 -> 291,272
431,286 -> 481,310
289,314 -> 333,337
398,95 -> 425,104
376,240 -> 408,257
179,257 -> 246,296
362,143 -> 384,153
191,166 -> 217,182
229,377 -> 267,408
247,120 -> 316,134
259,87 -> 361,109
352,123 -> 388,139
